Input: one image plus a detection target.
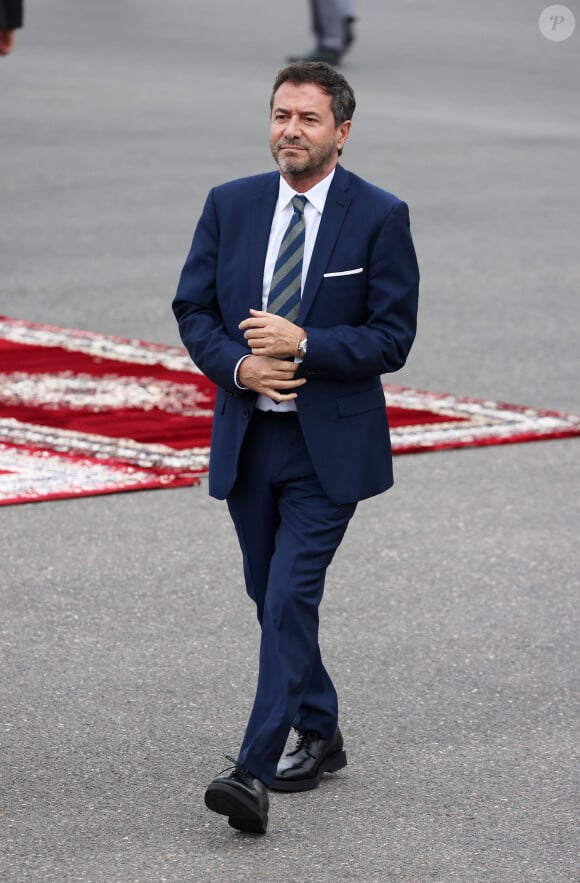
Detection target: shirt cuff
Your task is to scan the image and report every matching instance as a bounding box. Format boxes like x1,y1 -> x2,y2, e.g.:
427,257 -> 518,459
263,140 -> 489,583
234,354 -> 251,389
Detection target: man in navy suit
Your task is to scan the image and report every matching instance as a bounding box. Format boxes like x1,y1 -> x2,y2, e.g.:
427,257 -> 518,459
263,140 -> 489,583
173,61 -> 419,835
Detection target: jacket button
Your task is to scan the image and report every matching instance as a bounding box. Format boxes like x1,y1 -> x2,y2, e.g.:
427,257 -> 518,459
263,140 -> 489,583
242,409 -> 250,420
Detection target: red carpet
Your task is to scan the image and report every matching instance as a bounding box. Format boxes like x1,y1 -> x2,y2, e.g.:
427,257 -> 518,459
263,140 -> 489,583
1,316 -> 579,506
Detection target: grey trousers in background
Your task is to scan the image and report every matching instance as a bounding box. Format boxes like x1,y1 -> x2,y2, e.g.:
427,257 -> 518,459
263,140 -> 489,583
310,0 -> 356,51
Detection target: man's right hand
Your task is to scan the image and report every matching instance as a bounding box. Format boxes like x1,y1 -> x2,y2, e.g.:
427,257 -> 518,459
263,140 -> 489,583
238,355 -> 306,403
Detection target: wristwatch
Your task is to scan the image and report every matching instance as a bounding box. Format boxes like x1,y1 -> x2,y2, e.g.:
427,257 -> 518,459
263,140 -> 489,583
297,336 -> 308,358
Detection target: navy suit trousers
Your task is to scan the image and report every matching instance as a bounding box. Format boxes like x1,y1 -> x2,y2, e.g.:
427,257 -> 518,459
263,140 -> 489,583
226,410 -> 356,785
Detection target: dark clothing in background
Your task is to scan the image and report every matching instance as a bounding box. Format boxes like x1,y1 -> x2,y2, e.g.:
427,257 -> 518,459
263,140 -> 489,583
0,0 -> 23,29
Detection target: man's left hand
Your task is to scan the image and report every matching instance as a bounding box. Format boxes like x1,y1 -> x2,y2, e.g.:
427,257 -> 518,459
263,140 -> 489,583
239,309 -> 303,359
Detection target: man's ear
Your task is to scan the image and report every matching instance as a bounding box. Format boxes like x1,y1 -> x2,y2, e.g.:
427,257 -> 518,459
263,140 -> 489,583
336,120 -> 352,153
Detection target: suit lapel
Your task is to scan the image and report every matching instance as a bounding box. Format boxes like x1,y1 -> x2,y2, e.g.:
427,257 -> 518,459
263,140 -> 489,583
248,175 -> 279,310
299,165 -> 352,322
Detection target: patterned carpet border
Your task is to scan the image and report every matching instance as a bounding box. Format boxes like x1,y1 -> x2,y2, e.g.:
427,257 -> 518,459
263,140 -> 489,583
1,316 -> 579,505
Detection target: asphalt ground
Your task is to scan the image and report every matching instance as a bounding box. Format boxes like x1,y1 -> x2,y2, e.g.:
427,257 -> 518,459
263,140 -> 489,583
1,1 -> 579,881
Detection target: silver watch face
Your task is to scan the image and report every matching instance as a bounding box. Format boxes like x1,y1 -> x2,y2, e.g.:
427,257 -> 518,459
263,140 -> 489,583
299,338 -> 307,356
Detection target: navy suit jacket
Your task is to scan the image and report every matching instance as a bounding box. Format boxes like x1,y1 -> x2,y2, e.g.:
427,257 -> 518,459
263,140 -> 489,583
173,164 -> 419,504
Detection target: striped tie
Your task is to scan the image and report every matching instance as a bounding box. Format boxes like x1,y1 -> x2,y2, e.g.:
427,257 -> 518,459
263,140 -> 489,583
267,195 -> 307,323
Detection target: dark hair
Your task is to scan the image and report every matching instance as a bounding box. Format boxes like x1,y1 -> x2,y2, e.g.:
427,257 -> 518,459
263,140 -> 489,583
270,61 -> 356,126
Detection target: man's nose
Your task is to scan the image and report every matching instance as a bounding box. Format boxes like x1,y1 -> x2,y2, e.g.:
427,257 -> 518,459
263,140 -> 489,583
284,116 -> 302,138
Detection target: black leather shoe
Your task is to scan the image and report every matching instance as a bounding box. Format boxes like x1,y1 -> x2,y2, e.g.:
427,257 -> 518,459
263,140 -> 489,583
287,46 -> 342,65
204,762 -> 269,834
270,727 -> 347,792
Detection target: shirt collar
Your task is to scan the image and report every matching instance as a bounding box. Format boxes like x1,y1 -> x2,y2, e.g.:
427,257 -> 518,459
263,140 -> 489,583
277,167 -> 336,215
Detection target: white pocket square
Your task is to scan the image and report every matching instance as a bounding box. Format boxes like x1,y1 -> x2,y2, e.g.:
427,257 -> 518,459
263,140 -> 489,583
323,267 -> 364,278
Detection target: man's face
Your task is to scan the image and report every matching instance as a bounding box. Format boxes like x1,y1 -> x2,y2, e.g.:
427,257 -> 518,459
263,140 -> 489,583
270,81 -> 351,188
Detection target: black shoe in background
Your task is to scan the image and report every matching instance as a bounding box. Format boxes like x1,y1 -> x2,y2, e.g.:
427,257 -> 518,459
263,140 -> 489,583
287,46 -> 342,65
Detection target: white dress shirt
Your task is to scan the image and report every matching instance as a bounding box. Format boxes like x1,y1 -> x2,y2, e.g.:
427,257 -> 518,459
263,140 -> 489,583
241,168 -> 336,412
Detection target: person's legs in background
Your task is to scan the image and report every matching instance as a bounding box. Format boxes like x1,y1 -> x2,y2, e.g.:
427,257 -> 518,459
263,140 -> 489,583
288,0 -> 356,65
